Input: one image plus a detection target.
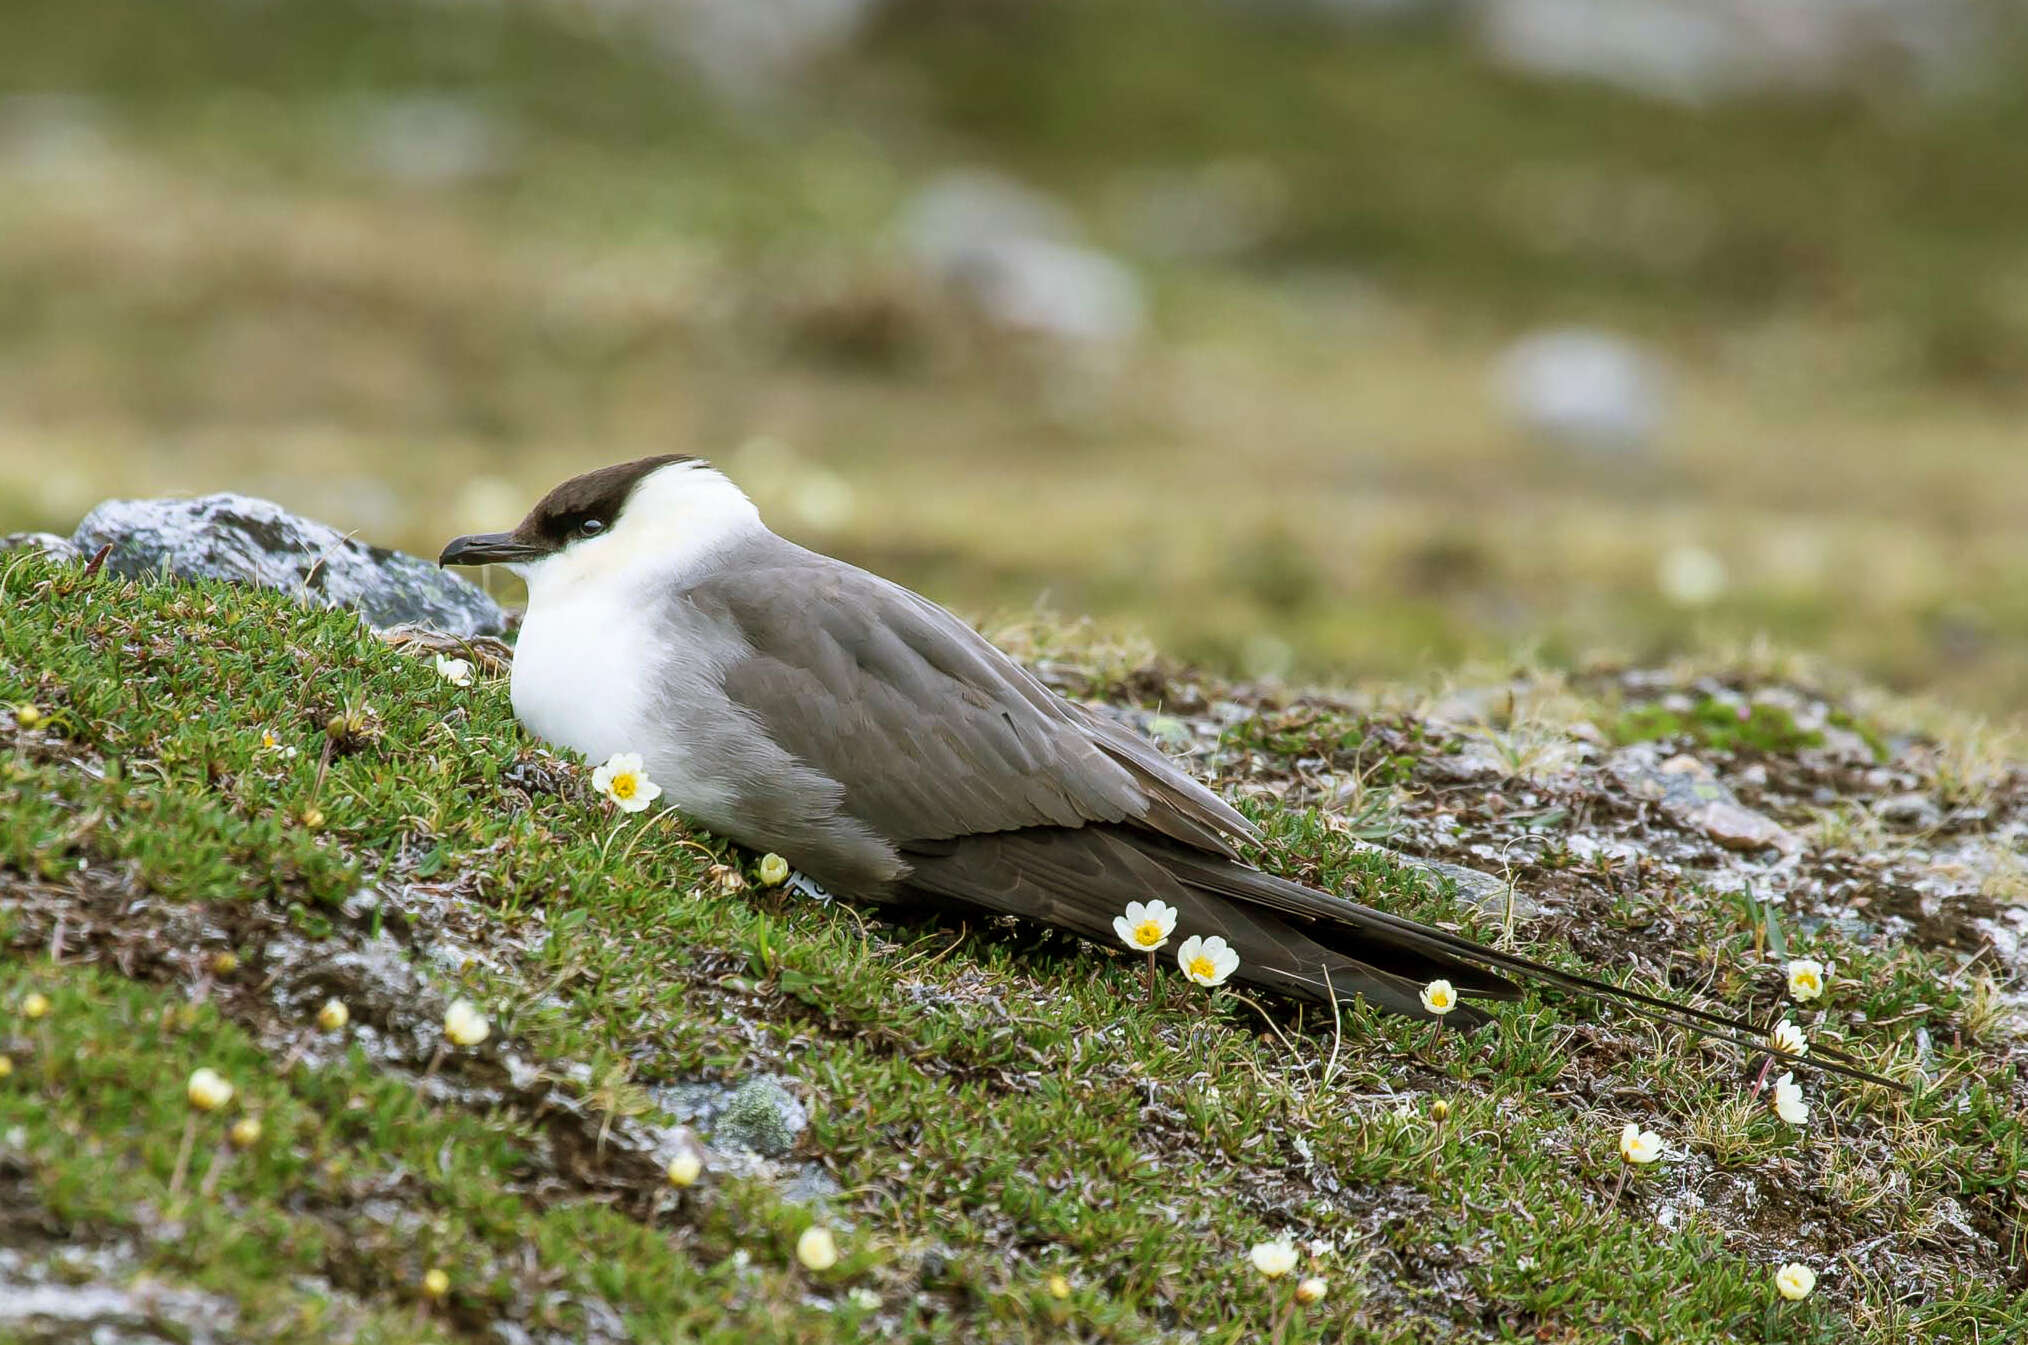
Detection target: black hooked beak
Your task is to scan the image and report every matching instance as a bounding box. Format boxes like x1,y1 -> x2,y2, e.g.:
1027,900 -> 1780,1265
438,532 -> 549,568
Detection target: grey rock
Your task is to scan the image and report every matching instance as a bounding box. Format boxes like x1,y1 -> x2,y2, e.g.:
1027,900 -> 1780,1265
1877,792 -> 1943,831
0,1244 -> 237,1345
1476,0 -> 1987,105
0,532 -> 81,563
713,1076 -> 808,1158
902,170 -> 1080,266
1419,855 -> 1543,920
1496,327 -> 1668,455
663,0 -> 886,98
1349,840 -> 1544,920
775,1161 -> 843,1205
352,95 -> 515,189
1610,745 -> 1801,854
955,235 -> 1144,346
71,493 -> 506,637
900,170 -> 1144,348
652,1074 -> 809,1159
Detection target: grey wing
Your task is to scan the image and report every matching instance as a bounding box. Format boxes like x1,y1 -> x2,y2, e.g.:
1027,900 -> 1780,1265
681,540 -> 1256,856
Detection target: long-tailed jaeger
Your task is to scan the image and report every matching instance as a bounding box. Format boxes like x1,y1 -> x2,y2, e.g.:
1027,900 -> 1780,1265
440,455 -> 1888,1075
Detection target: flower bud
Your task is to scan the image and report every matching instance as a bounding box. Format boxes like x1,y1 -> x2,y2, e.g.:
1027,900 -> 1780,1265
188,1067 -> 235,1112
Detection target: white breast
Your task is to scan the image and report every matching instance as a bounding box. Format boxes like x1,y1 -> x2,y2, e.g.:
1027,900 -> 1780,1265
509,574 -> 661,767
511,576 -> 754,822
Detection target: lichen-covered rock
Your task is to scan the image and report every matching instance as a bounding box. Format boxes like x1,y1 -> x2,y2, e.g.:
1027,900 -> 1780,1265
711,1077 -> 808,1158
0,531 -> 81,563
71,494 -> 506,637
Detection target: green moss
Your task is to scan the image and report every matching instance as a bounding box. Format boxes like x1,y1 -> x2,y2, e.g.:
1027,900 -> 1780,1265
1614,696 -> 1825,754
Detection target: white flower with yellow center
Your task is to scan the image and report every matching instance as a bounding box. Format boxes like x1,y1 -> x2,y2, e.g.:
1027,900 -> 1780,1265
1112,899 -> 1178,953
433,654 -> 474,688
187,1067 -> 235,1112
1774,1262 -> 1815,1301
317,998 -> 350,1032
1769,1019 -> 1807,1058
443,999 -> 491,1047
230,1115 -> 263,1148
1420,979 -> 1458,1016
1294,1276 -> 1328,1306
1249,1240 -> 1299,1278
1772,1072 -> 1809,1126
592,752 -> 663,814
758,853 -> 791,887
1177,934 -> 1239,987
1619,1122 -> 1662,1165
1786,958 -> 1826,1003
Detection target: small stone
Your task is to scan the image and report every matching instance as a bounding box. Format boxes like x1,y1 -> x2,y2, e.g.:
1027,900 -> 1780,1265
1689,798 -> 1798,853
1877,792 -> 1943,831
1611,744 -> 1800,854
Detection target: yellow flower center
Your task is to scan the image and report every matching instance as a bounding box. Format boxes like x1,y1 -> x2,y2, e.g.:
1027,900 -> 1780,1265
1431,989 -> 1451,1007
611,774 -> 637,800
1188,955 -> 1216,981
1133,920 -> 1164,947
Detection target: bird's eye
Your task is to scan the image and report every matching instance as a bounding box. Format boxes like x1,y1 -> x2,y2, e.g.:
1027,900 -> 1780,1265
576,518 -> 606,539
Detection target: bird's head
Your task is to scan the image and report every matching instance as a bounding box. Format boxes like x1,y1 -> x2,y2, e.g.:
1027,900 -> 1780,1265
439,455 -> 762,591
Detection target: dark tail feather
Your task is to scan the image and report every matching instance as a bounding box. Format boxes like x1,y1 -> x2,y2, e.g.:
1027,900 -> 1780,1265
1147,841 -> 1906,1091
901,827 -> 1516,1027
902,826 -> 1906,1091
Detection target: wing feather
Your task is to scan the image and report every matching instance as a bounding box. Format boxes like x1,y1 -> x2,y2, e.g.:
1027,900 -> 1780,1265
682,541 -> 1241,849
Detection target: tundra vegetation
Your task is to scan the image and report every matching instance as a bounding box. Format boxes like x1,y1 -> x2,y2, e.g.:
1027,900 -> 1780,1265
3,551 -> 2022,1342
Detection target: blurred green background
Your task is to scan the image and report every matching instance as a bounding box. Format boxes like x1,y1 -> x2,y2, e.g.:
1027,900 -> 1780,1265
8,0 -> 2028,708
